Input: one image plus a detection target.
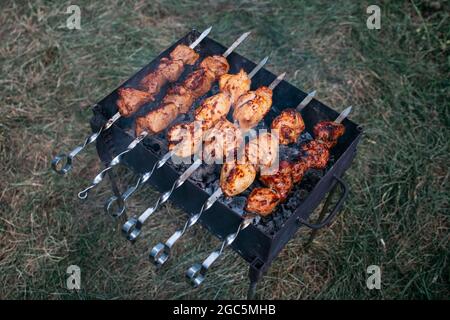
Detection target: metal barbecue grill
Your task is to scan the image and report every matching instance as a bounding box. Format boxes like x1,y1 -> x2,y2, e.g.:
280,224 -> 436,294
59,29 -> 363,299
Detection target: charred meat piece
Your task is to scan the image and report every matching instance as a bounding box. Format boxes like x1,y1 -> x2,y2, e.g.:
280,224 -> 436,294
219,69 -> 251,105
313,121 -> 345,148
116,87 -> 153,117
203,120 -> 243,164
199,55 -> 230,79
163,84 -> 195,114
220,160 -> 257,197
194,92 -> 232,126
135,102 -> 179,135
259,160 -> 293,201
245,188 -> 281,216
300,140 -> 330,170
183,68 -> 216,99
233,87 -> 273,131
169,44 -> 200,65
290,159 -> 309,183
167,122 -> 203,158
271,108 -> 305,145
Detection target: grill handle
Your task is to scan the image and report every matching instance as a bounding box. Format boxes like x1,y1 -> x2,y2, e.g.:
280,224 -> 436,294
296,175 -> 348,230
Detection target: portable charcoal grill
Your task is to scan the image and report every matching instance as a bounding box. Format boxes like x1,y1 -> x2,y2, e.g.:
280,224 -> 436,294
83,29 -> 362,299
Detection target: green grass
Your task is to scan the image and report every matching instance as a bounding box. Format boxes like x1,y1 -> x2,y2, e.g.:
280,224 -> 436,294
0,0 -> 449,299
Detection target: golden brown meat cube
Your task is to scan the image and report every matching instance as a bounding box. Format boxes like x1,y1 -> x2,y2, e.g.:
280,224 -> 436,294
220,161 -> 257,197
233,87 -> 273,131
245,132 -> 279,173
139,58 -> 184,94
163,84 -> 195,114
219,69 -> 251,105
301,140 -> 330,170
135,102 -> 178,135
167,122 -> 202,158
116,87 -> 153,117
259,160 -> 293,201
199,55 -> 230,79
169,44 -> 200,65
313,121 -> 345,148
271,108 -> 305,145
245,188 -> 281,216
183,68 -> 216,99
203,120 -> 243,164
194,92 -> 232,126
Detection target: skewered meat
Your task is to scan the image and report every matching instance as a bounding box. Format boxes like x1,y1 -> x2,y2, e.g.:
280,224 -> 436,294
167,122 -> 203,158
139,58 -> 184,93
271,109 -> 305,145
313,121 -> 345,148
183,68 -> 217,99
290,159 -> 309,183
219,69 -> 251,105
135,102 -> 178,135
203,120 -> 243,164
163,85 -> 195,114
233,87 -> 272,131
199,55 -> 230,79
259,160 -> 293,201
245,132 -> 279,172
116,88 -> 153,117
245,188 -> 281,216
300,140 -> 330,170
169,44 -> 199,65
194,92 -> 232,126
220,160 -> 257,197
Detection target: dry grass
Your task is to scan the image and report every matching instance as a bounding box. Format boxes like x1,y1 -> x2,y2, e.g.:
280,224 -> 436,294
0,0 -> 449,299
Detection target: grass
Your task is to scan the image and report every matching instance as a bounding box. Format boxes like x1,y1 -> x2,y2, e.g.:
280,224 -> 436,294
0,0 -> 449,299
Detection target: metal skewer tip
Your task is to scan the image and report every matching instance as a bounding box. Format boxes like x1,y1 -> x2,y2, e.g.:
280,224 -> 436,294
248,56 -> 269,79
296,89 -> 317,111
334,106 -> 352,124
268,72 -> 286,90
222,31 -> 251,58
189,26 -> 213,49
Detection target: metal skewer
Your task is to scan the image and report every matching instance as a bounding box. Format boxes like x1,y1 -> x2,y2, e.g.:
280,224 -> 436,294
186,105 -> 353,287
77,31 -> 251,200
122,63 -> 277,242
149,89 -> 316,267
105,56 -> 269,217
51,26 -> 212,176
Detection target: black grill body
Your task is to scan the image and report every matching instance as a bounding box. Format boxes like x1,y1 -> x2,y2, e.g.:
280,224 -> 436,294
90,30 -> 363,297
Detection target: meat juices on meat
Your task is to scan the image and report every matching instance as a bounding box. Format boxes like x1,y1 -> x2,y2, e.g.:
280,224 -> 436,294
271,109 -> 305,145
245,188 -> 281,216
116,88 -> 153,117
219,69 -> 251,105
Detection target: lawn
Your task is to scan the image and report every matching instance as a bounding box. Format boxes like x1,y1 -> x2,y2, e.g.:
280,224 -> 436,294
0,0 -> 448,299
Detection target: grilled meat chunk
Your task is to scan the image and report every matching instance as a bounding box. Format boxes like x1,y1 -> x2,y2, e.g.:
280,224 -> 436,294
245,132 -> 279,173
116,87 -> 153,117
199,55 -> 230,79
194,92 -> 232,126
167,122 -> 203,158
135,102 -> 178,135
139,58 -> 184,93
313,121 -> 345,148
220,160 -> 257,197
219,69 -> 251,105
300,140 -> 330,170
271,108 -> 305,145
290,159 -> 309,183
259,160 -> 293,201
169,44 -> 200,65
183,68 -> 216,99
203,120 -> 243,163
245,188 -> 281,216
163,84 -> 195,114
233,87 -> 273,131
